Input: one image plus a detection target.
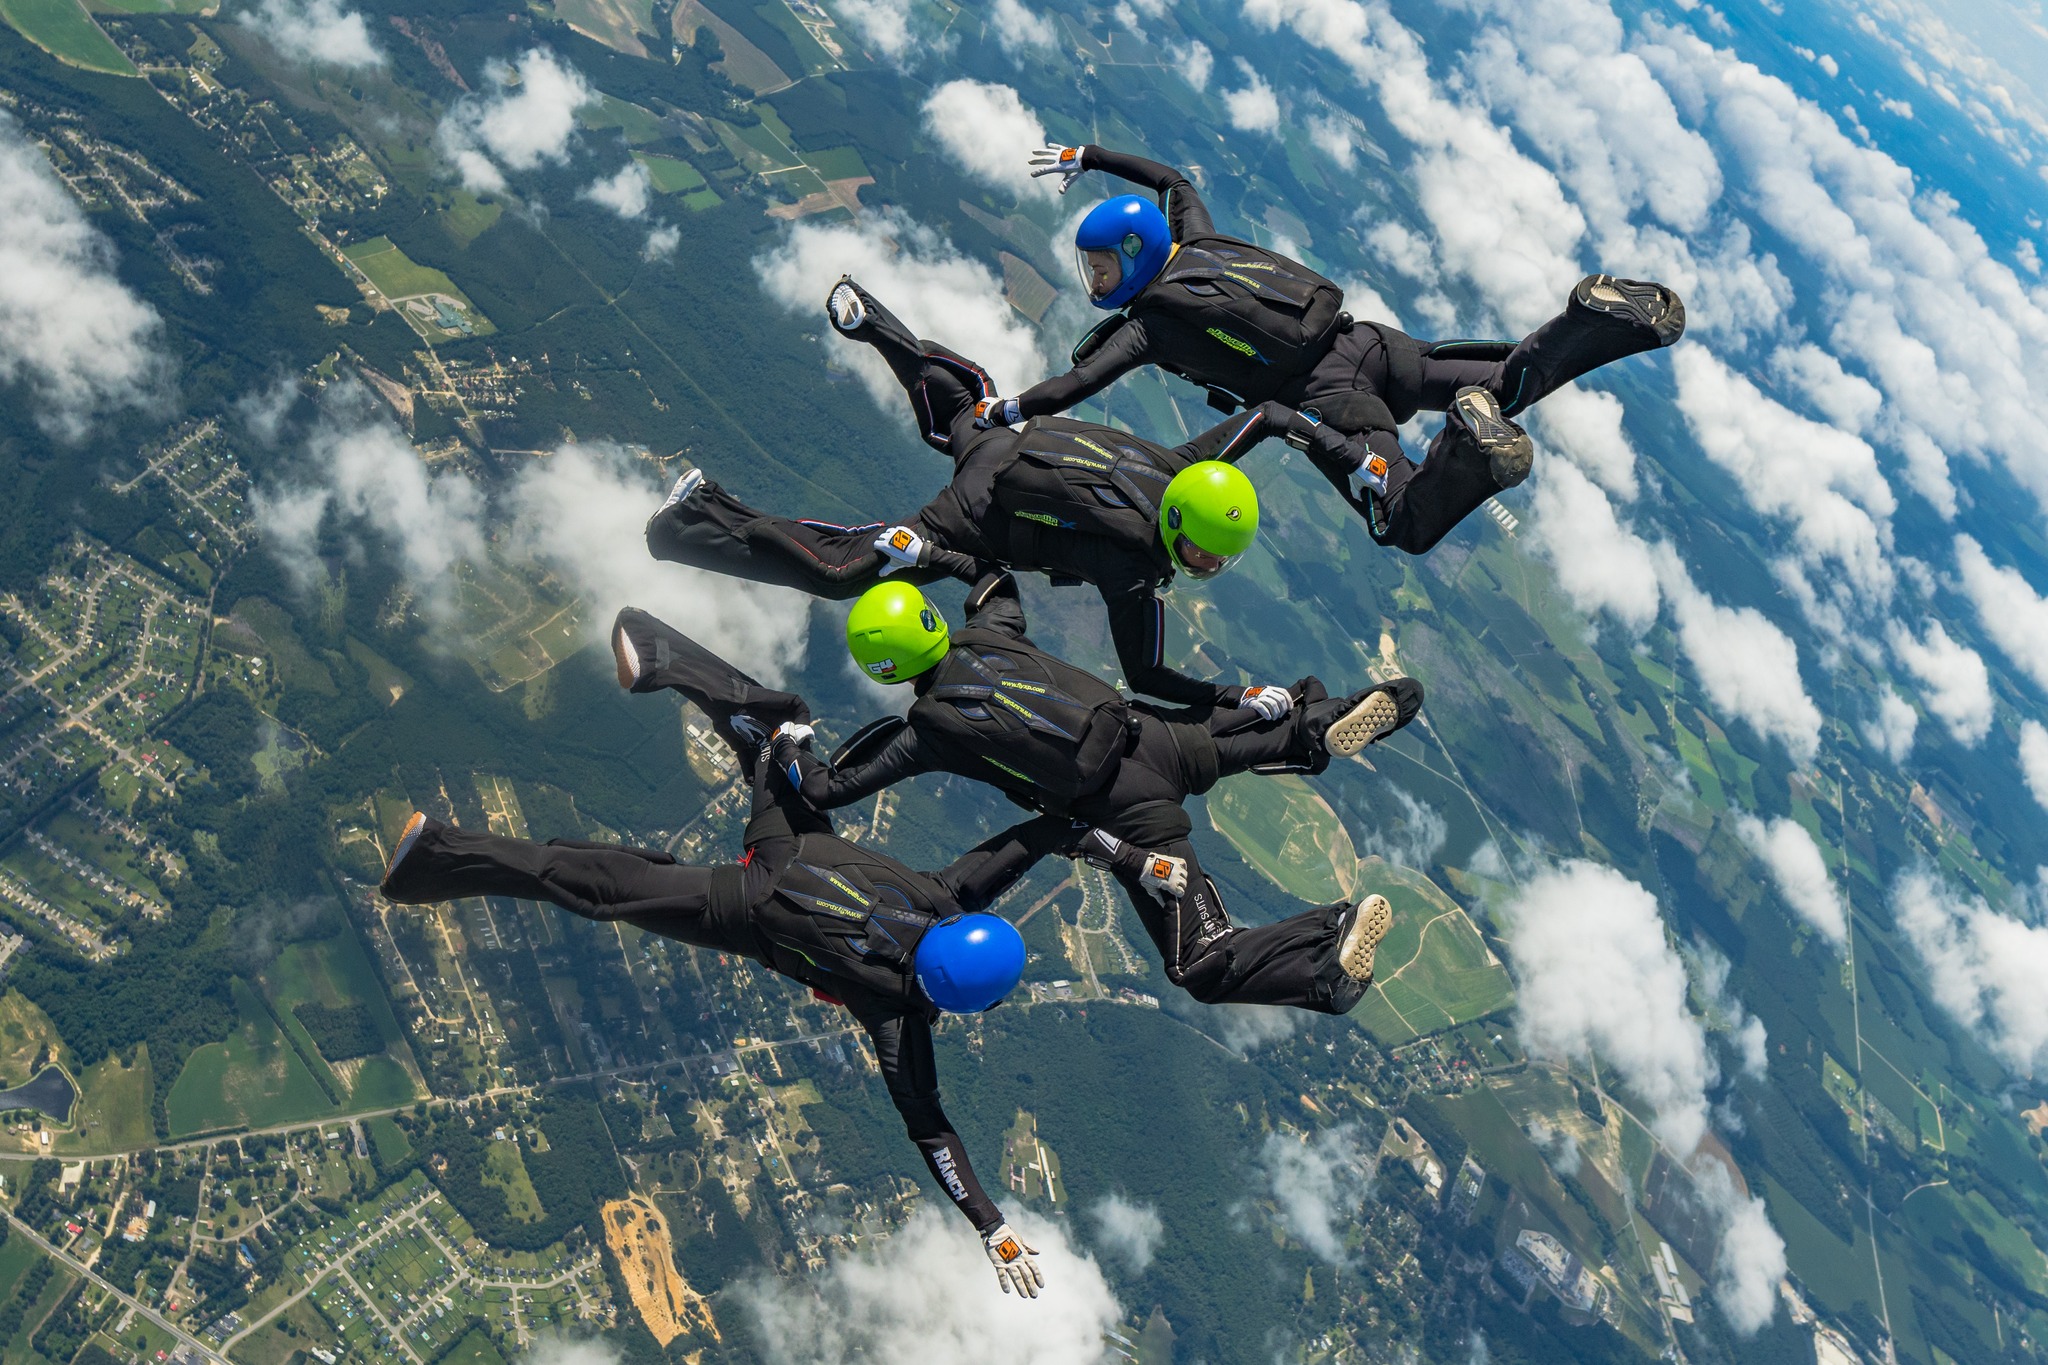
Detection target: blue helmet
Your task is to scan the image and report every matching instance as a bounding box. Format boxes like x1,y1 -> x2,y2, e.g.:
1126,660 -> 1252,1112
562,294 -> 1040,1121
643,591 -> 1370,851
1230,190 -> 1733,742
914,913 -> 1026,1013
1074,195 -> 1172,310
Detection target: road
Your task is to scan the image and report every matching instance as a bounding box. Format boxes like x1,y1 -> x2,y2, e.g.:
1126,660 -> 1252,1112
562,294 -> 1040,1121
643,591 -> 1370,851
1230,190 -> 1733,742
5,1211 -> 231,1365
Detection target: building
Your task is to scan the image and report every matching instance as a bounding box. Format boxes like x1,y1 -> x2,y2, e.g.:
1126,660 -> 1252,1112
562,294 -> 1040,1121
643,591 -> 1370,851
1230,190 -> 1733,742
1513,1229 -> 1604,1314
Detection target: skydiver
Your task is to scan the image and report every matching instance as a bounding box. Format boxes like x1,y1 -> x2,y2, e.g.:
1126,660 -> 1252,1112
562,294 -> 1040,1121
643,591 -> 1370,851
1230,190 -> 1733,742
644,278 -> 1375,711
626,573 -> 1422,1017
378,614 -> 1188,1298
992,143 -> 1685,555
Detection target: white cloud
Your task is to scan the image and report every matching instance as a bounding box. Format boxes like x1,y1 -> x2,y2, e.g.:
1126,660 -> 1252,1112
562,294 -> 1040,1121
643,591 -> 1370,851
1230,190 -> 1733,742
580,161 -> 650,219
1501,861 -> 1715,1155
251,382 -> 485,615
2023,721 -> 2048,813
1895,868 -> 2048,1075
242,0 -> 382,67
1087,1195 -> 1162,1274
1529,385 -> 1639,501
836,0 -> 923,66
1863,685 -> 1918,763
1879,96 -> 1915,119
505,443 -> 811,682
754,208 -> 1046,418
1768,342 -> 1882,433
737,1207 -> 1122,1363
1672,346 -> 1895,612
437,49 -> 595,194
518,1338 -> 621,1365
1654,546 -> 1822,763
1260,1126 -> 1375,1264
1886,619 -> 1993,746
1526,459 -> 1660,633
1525,1116 -> 1582,1175
1364,220 -> 1439,287
0,115 -> 165,440
989,0 -> 1057,56
1354,787 -> 1447,871
1954,534 -> 2048,696
1222,58 -> 1281,134
642,223 -> 680,262
1817,52 -> 1839,77
1307,114 -> 1359,168
921,81 -> 1052,203
1246,0 -> 1585,332
1213,1003 -> 1297,1054
1734,814 -> 1846,948
1172,39 -> 1214,91
1695,1160 -> 1784,1335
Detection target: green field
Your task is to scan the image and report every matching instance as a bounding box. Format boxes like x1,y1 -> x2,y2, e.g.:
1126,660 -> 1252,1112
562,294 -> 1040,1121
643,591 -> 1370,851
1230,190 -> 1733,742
1207,775 -> 1355,904
0,0 -> 136,74
551,0 -> 654,55
0,1239 -> 44,1311
634,152 -> 709,194
1350,863 -> 1514,1043
587,93 -> 666,144
166,979 -> 337,1137
263,928 -> 420,1109
87,0 -> 211,12
339,237 -> 492,340
57,1048 -> 152,1152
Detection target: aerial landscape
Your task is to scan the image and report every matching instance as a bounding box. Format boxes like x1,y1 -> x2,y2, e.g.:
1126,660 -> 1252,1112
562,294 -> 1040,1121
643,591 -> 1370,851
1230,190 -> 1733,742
0,0 -> 2047,1360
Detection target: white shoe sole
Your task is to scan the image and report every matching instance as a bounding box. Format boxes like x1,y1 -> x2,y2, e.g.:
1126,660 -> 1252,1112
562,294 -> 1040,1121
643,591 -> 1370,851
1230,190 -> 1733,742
612,624 -> 642,690
660,467 -> 703,512
1339,894 -> 1393,984
828,282 -> 865,332
1326,689 -> 1402,756
385,811 -> 427,885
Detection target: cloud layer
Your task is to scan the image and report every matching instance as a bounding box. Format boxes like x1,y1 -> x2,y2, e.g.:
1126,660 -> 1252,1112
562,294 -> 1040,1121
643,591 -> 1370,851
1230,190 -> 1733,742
1895,868 -> 2048,1075
0,116 -> 165,440
437,49 -> 594,194
241,0 -> 383,68
1734,814 -> 1847,947
921,81 -> 1054,203
1260,1125 -> 1375,1264
738,1208 -> 1122,1364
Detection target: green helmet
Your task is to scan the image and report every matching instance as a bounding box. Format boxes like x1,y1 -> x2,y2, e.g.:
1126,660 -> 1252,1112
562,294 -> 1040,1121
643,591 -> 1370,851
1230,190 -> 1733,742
1159,461 -> 1258,579
847,582 -> 951,683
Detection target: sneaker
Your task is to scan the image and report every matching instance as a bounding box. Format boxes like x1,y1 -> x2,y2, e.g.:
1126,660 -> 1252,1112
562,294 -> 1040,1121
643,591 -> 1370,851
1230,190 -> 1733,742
382,811 -> 430,891
1568,274 -> 1686,348
827,276 -> 867,333
1320,677 -> 1423,757
612,615 -> 647,690
1450,385 -> 1534,489
1337,894 -> 1393,985
659,466 -> 703,513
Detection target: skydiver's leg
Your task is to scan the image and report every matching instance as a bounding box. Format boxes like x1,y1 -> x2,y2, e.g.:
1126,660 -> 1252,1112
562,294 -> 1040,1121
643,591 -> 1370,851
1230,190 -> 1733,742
827,277 -> 993,454
1111,844 -> 1369,1013
1198,677 -> 1424,776
380,817 -> 772,954
1494,274 -> 1685,417
610,608 -> 809,777
644,476 -> 898,598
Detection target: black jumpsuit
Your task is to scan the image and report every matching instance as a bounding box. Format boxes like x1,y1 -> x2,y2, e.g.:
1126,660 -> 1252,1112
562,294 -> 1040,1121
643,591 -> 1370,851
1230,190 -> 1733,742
643,283 -> 1365,708
775,573 -> 1408,1016
1014,146 -> 1679,554
378,622 -> 1078,1237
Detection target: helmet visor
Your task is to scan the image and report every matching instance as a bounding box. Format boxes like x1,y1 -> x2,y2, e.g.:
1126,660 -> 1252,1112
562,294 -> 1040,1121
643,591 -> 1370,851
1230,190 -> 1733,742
1078,246 -> 1125,301
1171,533 -> 1234,580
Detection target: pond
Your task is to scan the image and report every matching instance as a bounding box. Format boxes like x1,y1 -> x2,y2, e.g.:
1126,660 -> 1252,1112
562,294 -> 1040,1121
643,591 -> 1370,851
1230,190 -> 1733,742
0,1066 -> 76,1124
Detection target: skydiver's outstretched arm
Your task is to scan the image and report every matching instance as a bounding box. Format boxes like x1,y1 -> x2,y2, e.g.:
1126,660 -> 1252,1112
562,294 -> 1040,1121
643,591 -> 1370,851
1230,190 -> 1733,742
1075,145 -> 1214,239
928,813 -> 1074,910
854,1004 -> 1004,1232
775,724 -> 933,811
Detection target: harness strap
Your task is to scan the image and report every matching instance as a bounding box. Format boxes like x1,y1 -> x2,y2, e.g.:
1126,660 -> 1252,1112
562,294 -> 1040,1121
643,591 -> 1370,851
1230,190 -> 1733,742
1167,721 -> 1222,795
708,865 -> 750,917
1111,799 -> 1194,846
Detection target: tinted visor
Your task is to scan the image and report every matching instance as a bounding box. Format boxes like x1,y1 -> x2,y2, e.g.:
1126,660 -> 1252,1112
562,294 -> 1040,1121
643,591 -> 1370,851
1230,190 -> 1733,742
1171,533 -> 1234,579
1078,246 -> 1125,301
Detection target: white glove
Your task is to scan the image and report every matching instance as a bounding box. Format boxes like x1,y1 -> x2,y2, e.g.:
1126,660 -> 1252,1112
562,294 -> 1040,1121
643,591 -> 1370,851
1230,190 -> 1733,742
983,1222 -> 1044,1298
1242,685 -> 1294,722
874,526 -> 927,576
772,721 -> 815,747
974,396 -> 1022,430
1137,852 -> 1189,902
1026,144 -> 1088,194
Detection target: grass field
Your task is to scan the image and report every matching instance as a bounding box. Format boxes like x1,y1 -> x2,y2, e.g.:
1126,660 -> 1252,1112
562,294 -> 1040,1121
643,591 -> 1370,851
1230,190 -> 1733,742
263,927 -> 421,1109
0,0 -> 136,73
584,94 -> 666,145
440,1328 -> 509,1365
552,0 -> 654,56
340,238 -> 492,342
635,152 -> 709,194
0,992 -> 63,1087
483,1140 -> 545,1222
1207,775 -> 1356,904
1350,862 -> 1514,1044
673,0 -> 789,92
1,1260 -> 75,1361
166,979 -> 336,1137
436,193 -> 504,249
57,1049 -> 152,1152
87,0 -> 211,12
367,1114 -> 411,1164
0,1239 -> 44,1311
